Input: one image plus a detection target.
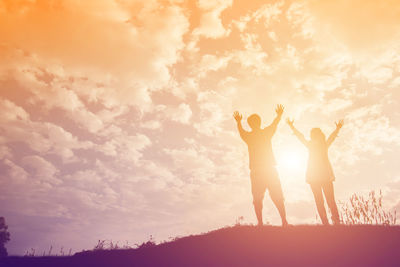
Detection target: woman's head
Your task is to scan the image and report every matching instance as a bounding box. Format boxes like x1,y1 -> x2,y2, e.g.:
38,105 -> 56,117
310,128 -> 326,142
247,114 -> 261,130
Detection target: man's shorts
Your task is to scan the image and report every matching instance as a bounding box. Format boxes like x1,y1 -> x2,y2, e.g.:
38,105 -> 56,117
250,166 -> 284,203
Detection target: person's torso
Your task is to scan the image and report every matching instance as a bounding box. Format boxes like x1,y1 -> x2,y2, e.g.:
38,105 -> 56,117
306,140 -> 334,182
308,141 -> 329,165
246,129 -> 275,170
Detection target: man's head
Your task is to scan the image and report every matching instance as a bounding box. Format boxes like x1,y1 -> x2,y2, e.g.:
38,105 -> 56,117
247,114 -> 261,130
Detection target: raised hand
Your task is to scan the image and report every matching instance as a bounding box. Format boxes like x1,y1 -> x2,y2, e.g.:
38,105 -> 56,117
275,104 -> 284,116
233,111 -> 242,123
335,119 -> 344,130
286,118 -> 308,146
286,118 -> 294,127
327,119 -> 344,146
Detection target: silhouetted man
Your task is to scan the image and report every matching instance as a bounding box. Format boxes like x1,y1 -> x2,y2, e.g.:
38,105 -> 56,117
234,105 -> 288,226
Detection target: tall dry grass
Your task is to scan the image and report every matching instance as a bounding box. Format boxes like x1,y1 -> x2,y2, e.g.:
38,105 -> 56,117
340,190 -> 397,225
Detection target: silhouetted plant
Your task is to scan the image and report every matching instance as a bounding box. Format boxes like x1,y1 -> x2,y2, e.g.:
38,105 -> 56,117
92,237 -> 157,251
24,248 -> 36,257
93,240 -> 133,250
25,245 -> 73,257
235,216 -> 244,226
340,190 -> 397,225
93,240 -> 107,250
135,235 -> 156,250
0,217 -> 10,257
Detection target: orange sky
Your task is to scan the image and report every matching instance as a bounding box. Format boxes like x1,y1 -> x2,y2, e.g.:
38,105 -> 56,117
1,0 -> 400,254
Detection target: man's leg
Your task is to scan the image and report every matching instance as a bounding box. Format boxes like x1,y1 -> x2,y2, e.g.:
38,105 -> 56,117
322,182 -> 340,225
310,183 -> 329,225
253,198 -> 263,226
251,170 -> 265,226
268,180 -> 288,226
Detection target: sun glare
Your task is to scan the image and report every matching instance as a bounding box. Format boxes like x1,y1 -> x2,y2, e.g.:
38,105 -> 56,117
280,152 -> 301,170
276,148 -> 307,175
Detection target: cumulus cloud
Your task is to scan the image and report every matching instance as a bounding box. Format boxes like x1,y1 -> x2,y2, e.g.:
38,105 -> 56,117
193,0 -> 233,39
0,97 -> 94,163
96,132 -> 151,164
151,103 -> 193,125
170,103 -> 193,124
0,0 -> 190,109
0,98 -> 30,122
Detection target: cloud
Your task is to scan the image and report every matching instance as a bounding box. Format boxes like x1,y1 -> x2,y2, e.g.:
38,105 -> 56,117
193,0 -> 233,38
346,105 -> 400,155
96,132 -> 151,164
194,91 -> 230,136
307,0 -> 400,51
354,50 -> 398,84
150,103 -> 193,125
170,103 -> 193,124
252,1 -> 283,27
0,145 -> 12,160
21,155 -> 61,185
0,0 -> 190,109
286,1 -> 315,39
140,120 -> 162,130
0,98 -> 94,162
0,98 -> 30,122
1,159 -> 29,183
198,54 -> 232,74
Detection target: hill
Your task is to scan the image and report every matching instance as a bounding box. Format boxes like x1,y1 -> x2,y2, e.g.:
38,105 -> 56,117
2,225 -> 400,267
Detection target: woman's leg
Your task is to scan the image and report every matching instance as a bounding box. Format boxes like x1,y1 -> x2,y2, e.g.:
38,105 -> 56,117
310,183 -> 329,225
322,182 -> 340,224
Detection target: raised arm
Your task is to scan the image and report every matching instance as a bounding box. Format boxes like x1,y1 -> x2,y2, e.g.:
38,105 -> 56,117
266,104 -> 284,135
327,119 -> 343,147
233,111 -> 249,141
287,119 -> 309,147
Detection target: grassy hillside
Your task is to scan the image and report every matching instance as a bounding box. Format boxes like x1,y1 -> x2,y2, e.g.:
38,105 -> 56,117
2,225 -> 400,267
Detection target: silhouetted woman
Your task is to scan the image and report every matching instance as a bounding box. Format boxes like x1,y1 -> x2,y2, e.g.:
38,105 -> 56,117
287,119 -> 344,225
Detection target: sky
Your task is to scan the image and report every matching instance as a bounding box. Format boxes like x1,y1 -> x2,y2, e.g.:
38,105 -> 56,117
1,0 -> 400,255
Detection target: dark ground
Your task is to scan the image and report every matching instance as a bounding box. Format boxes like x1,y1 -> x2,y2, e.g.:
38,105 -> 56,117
2,225 -> 400,267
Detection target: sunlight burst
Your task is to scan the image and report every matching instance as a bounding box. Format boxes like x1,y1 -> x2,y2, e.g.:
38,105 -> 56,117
276,148 -> 306,174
